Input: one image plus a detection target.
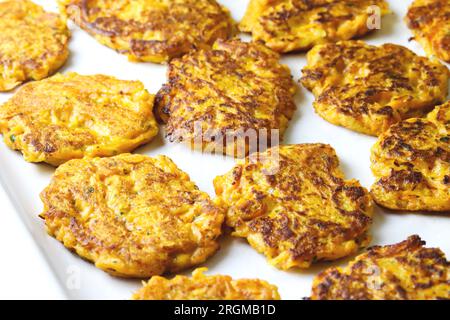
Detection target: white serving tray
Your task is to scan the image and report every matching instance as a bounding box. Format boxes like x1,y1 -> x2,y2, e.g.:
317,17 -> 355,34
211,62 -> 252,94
0,0 -> 448,300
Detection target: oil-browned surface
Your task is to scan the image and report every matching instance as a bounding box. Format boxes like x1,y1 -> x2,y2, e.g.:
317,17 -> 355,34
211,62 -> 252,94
155,39 -> 297,158
214,144 -> 373,270
0,72 -> 158,166
240,0 -> 390,53
311,235 -> 450,300
301,41 -> 448,136
406,0 -> 450,62
40,154 -> 224,278
59,0 -> 235,63
371,102 -> 450,211
0,0 -> 70,91
133,268 -> 280,300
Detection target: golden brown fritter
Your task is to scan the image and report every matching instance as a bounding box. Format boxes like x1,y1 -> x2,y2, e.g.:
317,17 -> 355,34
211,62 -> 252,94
311,235 -> 450,300
214,144 -> 373,270
0,0 -> 70,91
155,39 -> 297,158
59,0 -> 235,63
40,154 -> 224,278
301,41 -> 449,136
0,72 -> 158,166
370,103 -> 450,212
132,268 -> 280,300
406,0 -> 450,63
240,0 -> 390,53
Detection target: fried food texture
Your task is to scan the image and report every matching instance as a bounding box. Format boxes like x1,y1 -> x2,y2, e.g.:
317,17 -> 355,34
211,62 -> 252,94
155,39 -> 297,158
0,0 -> 70,91
59,0 -> 235,63
311,235 -> 450,300
132,268 -> 281,300
0,72 -> 159,166
406,0 -> 450,63
240,0 -> 390,53
40,154 -> 225,278
370,103 -> 450,212
301,41 -> 449,136
214,144 -> 373,270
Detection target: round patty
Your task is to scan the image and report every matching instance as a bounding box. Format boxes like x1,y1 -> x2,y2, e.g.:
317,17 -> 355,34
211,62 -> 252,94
370,102 -> 450,212
132,268 -> 280,300
406,0 -> 450,63
0,72 -> 158,166
301,40 -> 449,136
59,0 -> 235,63
0,0 -> 70,91
155,39 -> 297,158
40,154 -> 225,278
311,235 -> 450,300
214,144 -> 373,270
240,0 -> 390,53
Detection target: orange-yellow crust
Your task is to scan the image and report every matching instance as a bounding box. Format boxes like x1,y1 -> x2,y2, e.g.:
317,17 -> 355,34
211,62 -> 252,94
0,0 -> 70,91
311,235 -> 450,300
0,72 -> 158,166
301,41 -> 449,136
406,0 -> 450,62
240,0 -> 390,53
133,268 -> 280,300
155,39 -> 297,158
214,144 -> 373,270
370,103 -> 450,211
59,0 -> 235,63
40,154 -> 224,278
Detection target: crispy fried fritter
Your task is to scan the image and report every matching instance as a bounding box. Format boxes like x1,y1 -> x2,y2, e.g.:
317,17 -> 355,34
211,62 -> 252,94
406,0 -> 450,63
239,0 -> 390,53
311,235 -> 450,300
214,144 -> 373,270
0,72 -> 158,166
132,268 -> 280,300
59,0 -> 235,63
155,39 -> 297,158
40,154 -> 224,278
370,103 -> 450,212
301,41 -> 449,136
0,0 -> 70,91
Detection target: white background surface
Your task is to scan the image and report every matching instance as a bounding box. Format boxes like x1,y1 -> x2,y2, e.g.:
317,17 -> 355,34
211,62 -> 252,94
0,0 -> 448,300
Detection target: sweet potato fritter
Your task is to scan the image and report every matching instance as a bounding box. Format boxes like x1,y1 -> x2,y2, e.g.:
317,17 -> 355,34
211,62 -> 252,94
240,0 -> 390,53
406,0 -> 450,63
59,0 -> 235,63
214,144 -> 373,270
301,40 -> 449,136
0,0 -> 70,91
0,72 -> 158,166
133,268 -> 280,300
370,102 -> 450,212
311,235 -> 450,300
40,154 -> 224,278
155,39 -> 297,158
